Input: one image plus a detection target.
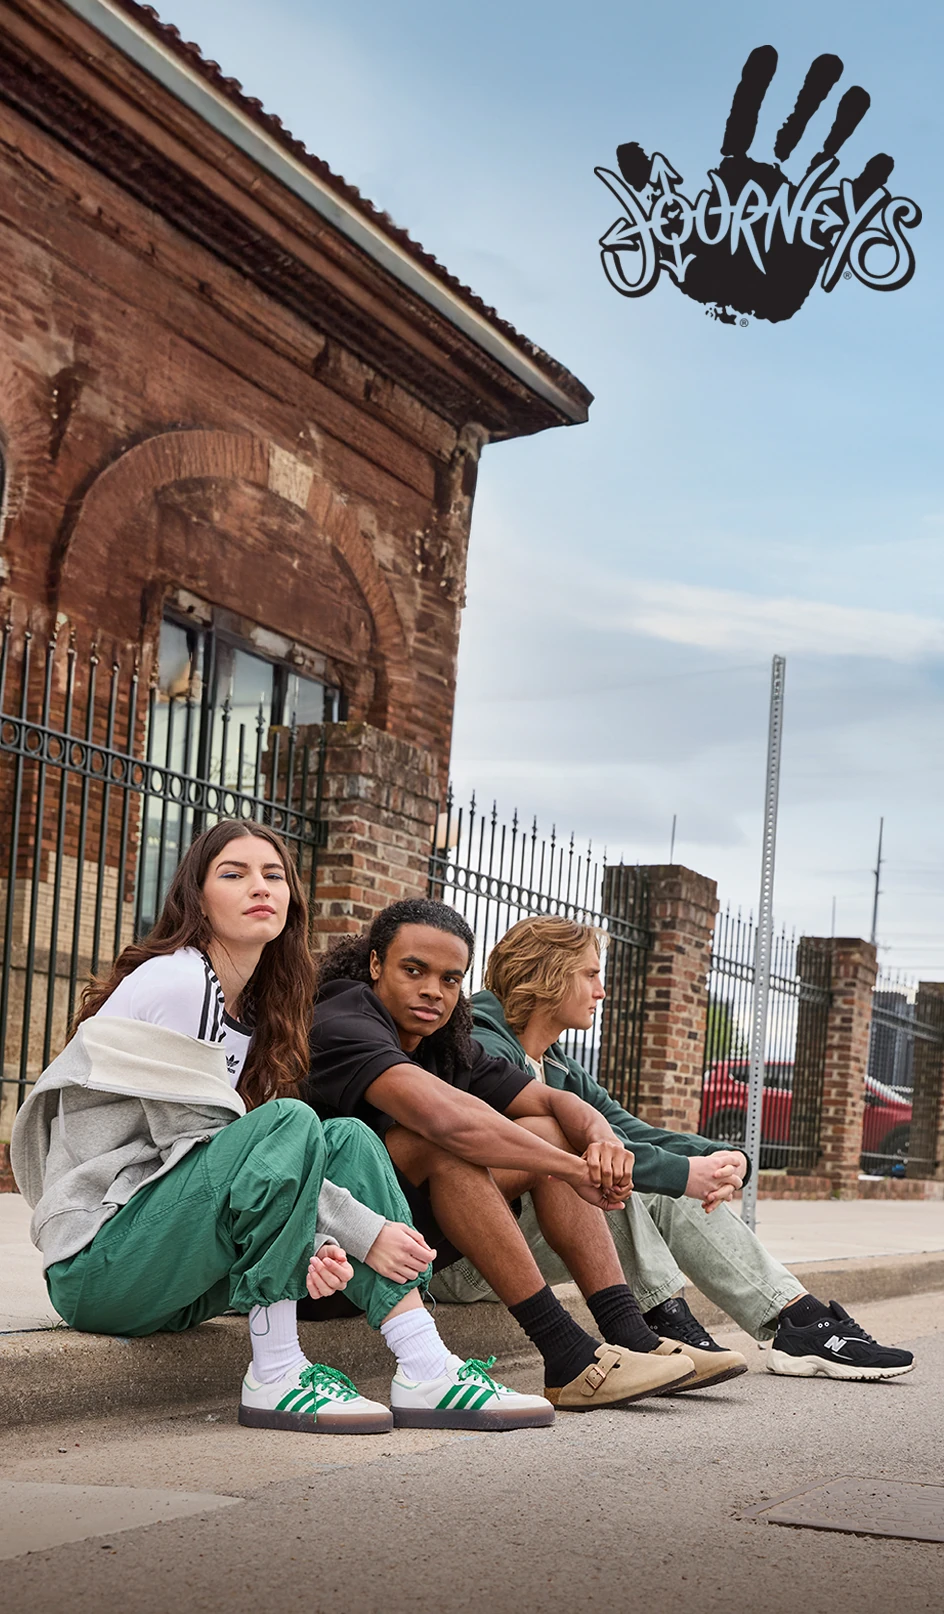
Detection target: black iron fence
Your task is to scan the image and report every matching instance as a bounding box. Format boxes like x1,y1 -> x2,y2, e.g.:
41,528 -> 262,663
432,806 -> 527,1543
0,623 -> 326,1128
863,973 -> 944,1176
428,791 -> 650,1110
699,908 -> 832,1171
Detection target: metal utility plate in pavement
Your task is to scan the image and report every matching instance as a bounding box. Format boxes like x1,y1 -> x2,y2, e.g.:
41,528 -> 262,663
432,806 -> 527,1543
0,1481 -> 242,1560
744,1475 -> 944,1543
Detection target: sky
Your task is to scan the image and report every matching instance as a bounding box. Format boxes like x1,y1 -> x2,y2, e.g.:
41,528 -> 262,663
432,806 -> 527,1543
169,0 -> 944,977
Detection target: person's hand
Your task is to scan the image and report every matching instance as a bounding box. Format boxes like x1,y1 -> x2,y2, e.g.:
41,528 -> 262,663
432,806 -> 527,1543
307,1242 -> 354,1299
685,1152 -> 746,1212
570,1175 -> 624,1211
562,1147 -> 632,1212
365,1221 -> 437,1283
583,1140 -> 635,1201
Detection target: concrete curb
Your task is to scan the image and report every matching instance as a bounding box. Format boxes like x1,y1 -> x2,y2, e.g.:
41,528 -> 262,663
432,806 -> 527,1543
2,1251 -> 942,1429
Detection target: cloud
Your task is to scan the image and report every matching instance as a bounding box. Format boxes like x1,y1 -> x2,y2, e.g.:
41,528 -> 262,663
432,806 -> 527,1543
597,582 -> 944,661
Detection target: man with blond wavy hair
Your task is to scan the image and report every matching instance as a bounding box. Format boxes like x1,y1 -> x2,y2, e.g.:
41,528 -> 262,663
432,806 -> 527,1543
430,915 -> 915,1383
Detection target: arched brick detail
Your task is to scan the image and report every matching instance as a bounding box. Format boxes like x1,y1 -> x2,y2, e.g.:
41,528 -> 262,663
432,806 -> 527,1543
305,477 -> 412,723
55,429 -> 411,726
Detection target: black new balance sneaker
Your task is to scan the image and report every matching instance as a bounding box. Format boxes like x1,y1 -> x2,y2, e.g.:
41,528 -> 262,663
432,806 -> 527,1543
644,1295 -> 726,1352
768,1300 -> 915,1380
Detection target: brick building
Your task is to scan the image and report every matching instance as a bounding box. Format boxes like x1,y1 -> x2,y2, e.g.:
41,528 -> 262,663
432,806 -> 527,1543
0,0 -> 589,1133
0,0 -> 588,761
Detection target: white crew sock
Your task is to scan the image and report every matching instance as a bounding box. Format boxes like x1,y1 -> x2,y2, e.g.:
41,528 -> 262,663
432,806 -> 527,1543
248,1300 -> 309,1385
380,1306 -> 456,1383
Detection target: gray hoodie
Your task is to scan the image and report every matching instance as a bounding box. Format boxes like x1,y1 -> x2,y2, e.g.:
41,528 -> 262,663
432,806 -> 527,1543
11,1017 -> 385,1270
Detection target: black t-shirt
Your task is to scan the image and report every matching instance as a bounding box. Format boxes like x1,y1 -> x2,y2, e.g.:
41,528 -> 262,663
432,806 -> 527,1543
305,978 -> 533,1136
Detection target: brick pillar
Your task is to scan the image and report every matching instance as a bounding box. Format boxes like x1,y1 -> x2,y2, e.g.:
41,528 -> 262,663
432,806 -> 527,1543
307,722 -> 440,948
814,937 -> 877,1198
626,865 -> 718,1132
907,981 -> 944,1181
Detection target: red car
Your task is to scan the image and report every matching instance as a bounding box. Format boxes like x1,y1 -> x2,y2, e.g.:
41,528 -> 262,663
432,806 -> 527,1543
700,1060 -> 912,1173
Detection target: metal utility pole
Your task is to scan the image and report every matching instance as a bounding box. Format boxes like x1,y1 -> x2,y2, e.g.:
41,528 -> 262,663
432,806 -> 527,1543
742,655 -> 786,1232
669,813 -> 677,864
870,817 -> 884,946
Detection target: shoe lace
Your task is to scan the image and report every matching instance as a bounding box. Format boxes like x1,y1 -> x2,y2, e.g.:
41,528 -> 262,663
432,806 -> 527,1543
299,1362 -> 359,1401
457,1355 -> 500,1390
663,1312 -> 715,1349
828,1317 -> 876,1346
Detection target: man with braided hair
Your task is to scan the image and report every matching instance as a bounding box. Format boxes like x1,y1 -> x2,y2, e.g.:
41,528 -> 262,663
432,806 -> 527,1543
305,899 -> 749,1415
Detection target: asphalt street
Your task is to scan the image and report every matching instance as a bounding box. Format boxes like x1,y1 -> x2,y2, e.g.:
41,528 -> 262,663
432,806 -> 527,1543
3,1291 -> 943,1614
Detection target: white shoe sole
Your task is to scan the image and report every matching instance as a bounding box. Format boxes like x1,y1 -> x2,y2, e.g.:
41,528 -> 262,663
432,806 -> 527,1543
767,1349 -> 915,1381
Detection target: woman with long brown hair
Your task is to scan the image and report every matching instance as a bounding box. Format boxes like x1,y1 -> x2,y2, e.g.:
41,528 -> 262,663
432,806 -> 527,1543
12,820 -> 538,1434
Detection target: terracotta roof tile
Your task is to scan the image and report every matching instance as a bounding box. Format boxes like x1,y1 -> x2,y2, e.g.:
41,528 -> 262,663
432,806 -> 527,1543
105,0 -> 589,407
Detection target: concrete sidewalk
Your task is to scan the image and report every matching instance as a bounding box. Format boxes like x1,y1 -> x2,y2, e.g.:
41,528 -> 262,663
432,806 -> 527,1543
3,1190 -> 943,1428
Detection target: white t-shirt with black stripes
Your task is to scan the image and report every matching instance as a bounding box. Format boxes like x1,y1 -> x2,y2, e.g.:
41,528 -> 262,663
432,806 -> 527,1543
96,947 -> 253,1088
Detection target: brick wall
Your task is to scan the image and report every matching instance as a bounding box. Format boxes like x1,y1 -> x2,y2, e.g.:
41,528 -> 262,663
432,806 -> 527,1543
308,722 -> 440,946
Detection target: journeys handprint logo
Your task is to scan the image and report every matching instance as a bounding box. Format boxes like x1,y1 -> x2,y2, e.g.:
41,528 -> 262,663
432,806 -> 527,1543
595,46 -> 921,325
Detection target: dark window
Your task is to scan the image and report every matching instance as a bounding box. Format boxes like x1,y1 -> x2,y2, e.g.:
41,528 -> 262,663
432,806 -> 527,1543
138,614 -> 339,927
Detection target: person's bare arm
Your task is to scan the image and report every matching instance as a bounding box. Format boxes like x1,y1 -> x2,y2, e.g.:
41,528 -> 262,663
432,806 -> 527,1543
364,1065 -> 596,1192
505,1082 -> 617,1148
505,1083 -> 635,1198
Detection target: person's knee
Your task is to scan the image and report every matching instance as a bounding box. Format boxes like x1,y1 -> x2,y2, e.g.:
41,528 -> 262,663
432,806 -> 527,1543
236,1099 -> 326,1176
515,1114 -> 572,1152
244,1096 -> 317,1135
323,1114 -> 381,1150
322,1115 -> 392,1170
387,1126 -> 488,1186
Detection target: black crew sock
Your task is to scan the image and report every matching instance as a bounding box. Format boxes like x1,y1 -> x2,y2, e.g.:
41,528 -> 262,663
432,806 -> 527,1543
587,1284 -> 660,1352
508,1284 -> 600,1388
779,1293 -> 830,1327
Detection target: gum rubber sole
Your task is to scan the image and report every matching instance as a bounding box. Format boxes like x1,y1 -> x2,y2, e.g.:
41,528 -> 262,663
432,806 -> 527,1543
767,1350 -> 915,1382
662,1362 -> 749,1392
545,1367 -> 696,1409
392,1404 -> 555,1430
238,1405 -> 394,1434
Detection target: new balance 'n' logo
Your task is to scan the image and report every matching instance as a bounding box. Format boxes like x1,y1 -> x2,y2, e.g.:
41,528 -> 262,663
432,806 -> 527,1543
823,1335 -> 854,1354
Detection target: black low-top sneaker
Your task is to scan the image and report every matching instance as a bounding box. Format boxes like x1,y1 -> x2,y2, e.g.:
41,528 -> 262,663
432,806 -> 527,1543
768,1300 -> 915,1380
644,1295 -> 726,1353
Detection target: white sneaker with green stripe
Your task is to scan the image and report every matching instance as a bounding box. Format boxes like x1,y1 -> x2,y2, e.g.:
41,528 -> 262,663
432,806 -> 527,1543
390,1354 -> 554,1430
239,1361 -> 393,1434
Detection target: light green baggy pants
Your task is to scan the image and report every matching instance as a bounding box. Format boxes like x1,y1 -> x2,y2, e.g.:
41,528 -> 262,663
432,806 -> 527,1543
48,1101 -> 429,1335
430,1189 -> 804,1341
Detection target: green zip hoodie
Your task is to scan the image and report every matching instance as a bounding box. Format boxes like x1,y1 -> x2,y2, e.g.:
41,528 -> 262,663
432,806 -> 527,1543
470,989 -> 749,1198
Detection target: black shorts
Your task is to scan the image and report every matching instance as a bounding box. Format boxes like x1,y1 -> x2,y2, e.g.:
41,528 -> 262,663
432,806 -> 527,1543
391,1167 -> 463,1273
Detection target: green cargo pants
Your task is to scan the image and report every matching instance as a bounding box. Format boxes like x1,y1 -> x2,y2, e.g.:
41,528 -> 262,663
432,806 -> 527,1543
47,1100 -> 429,1335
